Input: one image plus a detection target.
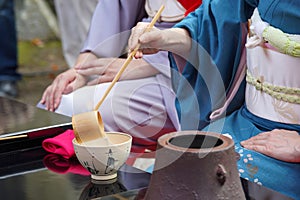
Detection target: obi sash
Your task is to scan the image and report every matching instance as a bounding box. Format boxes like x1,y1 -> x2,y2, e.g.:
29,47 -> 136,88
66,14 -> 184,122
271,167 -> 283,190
245,9 -> 300,124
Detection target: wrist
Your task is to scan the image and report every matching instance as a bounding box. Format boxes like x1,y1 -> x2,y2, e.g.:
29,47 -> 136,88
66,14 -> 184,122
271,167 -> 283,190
164,28 -> 191,58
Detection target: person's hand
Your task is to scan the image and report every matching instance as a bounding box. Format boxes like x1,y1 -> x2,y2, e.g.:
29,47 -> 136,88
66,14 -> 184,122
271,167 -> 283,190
40,69 -> 87,111
128,22 -> 161,58
75,57 -> 123,85
40,52 -> 97,111
241,129 -> 300,163
128,22 -> 192,59
75,58 -> 159,85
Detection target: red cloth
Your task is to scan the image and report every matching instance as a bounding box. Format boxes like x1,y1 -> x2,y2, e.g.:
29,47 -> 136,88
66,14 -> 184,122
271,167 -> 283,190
177,0 -> 202,16
43,154 -> 90,176
42,129 -> 75,159
42,128 -> 163,162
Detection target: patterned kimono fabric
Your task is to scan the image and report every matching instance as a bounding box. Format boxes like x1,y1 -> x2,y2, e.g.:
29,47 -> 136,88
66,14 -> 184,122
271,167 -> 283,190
169,1 -> 300,199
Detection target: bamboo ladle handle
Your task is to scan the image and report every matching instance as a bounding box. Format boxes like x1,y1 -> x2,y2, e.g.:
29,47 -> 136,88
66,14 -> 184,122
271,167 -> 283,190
72,5 -> 165,144
94,5 -> 165,111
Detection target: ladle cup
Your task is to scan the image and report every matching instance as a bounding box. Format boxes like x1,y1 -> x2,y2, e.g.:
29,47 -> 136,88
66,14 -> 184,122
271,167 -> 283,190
71,5 -> 165,144
72,111 -> 106,144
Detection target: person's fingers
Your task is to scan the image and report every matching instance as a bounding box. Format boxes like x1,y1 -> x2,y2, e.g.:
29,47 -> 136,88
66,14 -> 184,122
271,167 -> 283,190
242,142 -> 298,162
43,82 -> 58,111
48,84 -> 59,112
48,76 -> 72,111
53,94 -> 62,110
40,69 -> 78,111
40,86 -> 51,104
133,51 -> 144,59
247,131 -> 272,142
41,86 -> 54,110
241,140 -> 279,153
128,22 -> 149,51
242,143 -> 268,153
240,131 -> 273,147
242,143 -> 279,160
46,86 -> 54,111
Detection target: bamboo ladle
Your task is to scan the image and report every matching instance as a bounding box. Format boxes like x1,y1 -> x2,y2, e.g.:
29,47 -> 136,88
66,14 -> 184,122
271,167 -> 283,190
72,5 -> 165,144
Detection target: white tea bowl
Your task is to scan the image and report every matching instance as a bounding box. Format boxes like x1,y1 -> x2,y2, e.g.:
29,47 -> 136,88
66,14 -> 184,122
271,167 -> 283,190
72,132 -> 132,180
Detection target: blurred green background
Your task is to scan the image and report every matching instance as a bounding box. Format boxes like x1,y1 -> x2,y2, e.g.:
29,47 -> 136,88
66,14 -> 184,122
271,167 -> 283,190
15,0 -> 69,105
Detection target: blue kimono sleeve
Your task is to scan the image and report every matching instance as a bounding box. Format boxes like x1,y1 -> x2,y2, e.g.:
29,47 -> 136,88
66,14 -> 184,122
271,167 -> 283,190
169,0 -> 257,130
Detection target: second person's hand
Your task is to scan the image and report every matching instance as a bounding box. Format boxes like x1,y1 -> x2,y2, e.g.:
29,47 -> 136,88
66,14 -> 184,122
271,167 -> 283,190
40,68 -> 87,111
241,129 -> 300,163
40,52 -> 97,111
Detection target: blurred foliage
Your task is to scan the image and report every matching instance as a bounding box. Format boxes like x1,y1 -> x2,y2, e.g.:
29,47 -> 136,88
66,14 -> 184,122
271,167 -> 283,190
18,39 -> 67,73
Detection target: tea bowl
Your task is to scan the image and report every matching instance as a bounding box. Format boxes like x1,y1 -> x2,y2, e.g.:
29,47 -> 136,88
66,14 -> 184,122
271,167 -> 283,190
72,132 -> 132,180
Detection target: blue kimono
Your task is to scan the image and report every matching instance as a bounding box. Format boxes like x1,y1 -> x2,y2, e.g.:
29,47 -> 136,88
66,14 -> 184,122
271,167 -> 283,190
169,0 -> 300,199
